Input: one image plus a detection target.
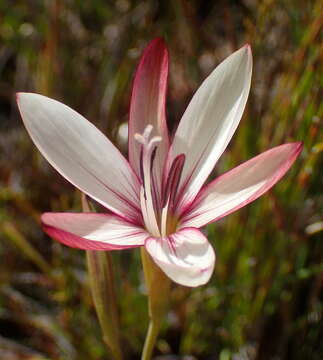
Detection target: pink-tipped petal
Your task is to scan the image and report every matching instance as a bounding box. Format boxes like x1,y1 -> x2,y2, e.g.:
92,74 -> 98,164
129,38 -> 170,187
145,228 -> 215,287
42,212 -> 148,250
181,142 -> 303,228
17,93 -> 141,222
169,45 -> 252,210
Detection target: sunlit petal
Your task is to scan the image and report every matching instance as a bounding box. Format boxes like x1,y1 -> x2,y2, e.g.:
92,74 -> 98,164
17,93 -> 141,222
181,142 -> 303,228
145,228 -> 215,287
169,45 -> 252,211
129,38 -> 169,188
42,212 -> 148,250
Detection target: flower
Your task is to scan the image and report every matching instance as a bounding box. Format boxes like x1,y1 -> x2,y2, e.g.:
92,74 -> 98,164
17,38 -> 302,287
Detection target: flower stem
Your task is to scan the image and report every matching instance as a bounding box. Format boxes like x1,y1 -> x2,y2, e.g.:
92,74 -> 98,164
141,319 -> 161,360
82,194 -> 123,360
141,248 -> 171,360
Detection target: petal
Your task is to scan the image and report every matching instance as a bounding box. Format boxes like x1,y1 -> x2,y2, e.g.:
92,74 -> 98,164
169,45 -> 252,210
145,228 -> 215,287
17,93 -> 141,222
42,212 -> 148,250
129,38 -> 170,187
181,142 -> 303,228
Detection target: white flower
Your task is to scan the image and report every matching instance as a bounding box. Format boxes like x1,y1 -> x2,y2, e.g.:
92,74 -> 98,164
17,39 -> 302,287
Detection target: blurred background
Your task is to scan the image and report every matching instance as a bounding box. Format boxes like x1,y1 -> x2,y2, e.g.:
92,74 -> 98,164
0,0 -> 322,359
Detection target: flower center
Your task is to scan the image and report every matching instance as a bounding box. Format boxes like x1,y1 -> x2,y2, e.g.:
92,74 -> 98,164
135,125 -> 185,237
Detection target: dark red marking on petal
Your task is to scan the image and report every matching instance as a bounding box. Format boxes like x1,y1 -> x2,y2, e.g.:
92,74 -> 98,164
162,154 -> 186,209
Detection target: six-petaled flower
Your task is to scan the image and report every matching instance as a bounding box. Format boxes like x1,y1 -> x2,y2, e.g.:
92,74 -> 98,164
17,39 -> 302,287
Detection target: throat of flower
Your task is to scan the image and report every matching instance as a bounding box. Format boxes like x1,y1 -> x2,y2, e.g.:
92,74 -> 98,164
161,153 -> 185,237
135,125 -> 185,238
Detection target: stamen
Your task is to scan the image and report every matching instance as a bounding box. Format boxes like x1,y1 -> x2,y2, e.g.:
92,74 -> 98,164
160,200 -> 169,237
143,124 -> 153,139
140,186 -> 160,236
150,147 -> 160,212
139,146 -> 145,188
134,125 -> 185,238
145,136 -> 162,154
134,133 -> 145,145
134,125 -> 162,236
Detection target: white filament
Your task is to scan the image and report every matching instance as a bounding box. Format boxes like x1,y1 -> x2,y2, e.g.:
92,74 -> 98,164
160,201 -> 169,238
135,125 -> 162,237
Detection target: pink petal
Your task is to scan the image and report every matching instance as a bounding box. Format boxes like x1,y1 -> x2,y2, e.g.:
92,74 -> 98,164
42,212 -> 148,250
145,228 -> 215,287
181,142 -> 303,228
129,38 -> 170,191
17,93 -> 141,223
168,45 -> 252,211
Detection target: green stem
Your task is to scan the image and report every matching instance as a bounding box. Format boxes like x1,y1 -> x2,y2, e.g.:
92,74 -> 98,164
141,320 -> 161,360
140,248 -> 171,360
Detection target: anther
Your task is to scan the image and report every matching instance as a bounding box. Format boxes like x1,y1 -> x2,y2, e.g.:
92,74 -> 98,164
143,124 -> 153,139
134,133 -> 145,144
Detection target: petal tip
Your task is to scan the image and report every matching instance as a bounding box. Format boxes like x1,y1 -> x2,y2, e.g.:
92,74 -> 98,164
295,141 -> 304,151
16,92 -> 31,114
16,91 -> 27,104
40,212 -> 50,224
143,37 -> 169,62
246,44 -> 252,57
16,92 -> 43,108
149,37 -> 167,50
293,141 -> 304,158
285,141 -> 303,158
240,43 -> 252,55
239,44 -> 252,67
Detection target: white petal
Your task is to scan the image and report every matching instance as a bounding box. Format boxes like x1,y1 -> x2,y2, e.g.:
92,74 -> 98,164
129,38 -> 170,181
145,228 -> 215,287
169,45 -> 252,210
181,143 -> 303,228
42,212 -> 148,250
17,93 -> 141,221
129,39 -> 170,208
